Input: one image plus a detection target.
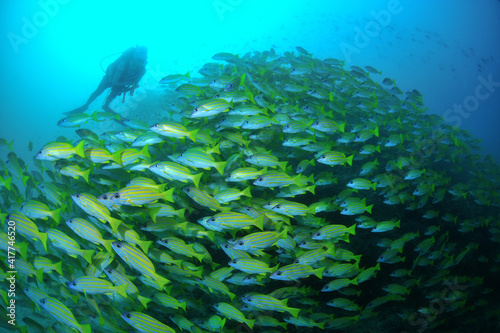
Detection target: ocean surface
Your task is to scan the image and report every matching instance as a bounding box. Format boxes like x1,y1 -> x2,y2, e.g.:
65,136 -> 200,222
1,1 -> 500,332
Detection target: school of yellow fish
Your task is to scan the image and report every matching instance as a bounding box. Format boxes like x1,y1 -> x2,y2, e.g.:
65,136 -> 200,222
1,47 -> 500,332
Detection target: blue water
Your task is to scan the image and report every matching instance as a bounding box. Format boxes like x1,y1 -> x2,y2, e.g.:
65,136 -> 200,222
1,1 -> 500,332
1,0 -> 499,164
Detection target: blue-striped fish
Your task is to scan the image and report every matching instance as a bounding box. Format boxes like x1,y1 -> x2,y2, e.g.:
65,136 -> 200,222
39,297 -> 91,333
157,236 -> 205,262
153,292 -> 187,311
66,276 -> 128,298
84,146 -> 122,164
104,267 -> 141,297
110,186 -> 175,206
207,211 -> 264,230
121,311 -> 175,333
111,241 -> 170,290
270,264 -> 325,281
228,258 -> 278,274
233,229 -> 288,251
47,228 -> 94,264
175,148 -> 227,175
312,224 -> 356,242
270,200 -> 315,216
213,302 -> 255,329
191,99 -> 231,118
20,200 -> 61,223
182,186 -> 230,212
197,275 -> 236,301
35,140 -> 85,161
65,217 -> 114,254
241,293 -> 301,318
71,193 -> 122,233
149,121 -> 199,142
33,256 -> 63,274
246,153 -> 287,171
213,186 -> 252,204
58,163 -> 91,183
149,161 -> 203,188
8,211 -> 48,251
317,151 -> 353,166
253,171 -> 302,188
226,167 -> 267,182
132,131 -> 164,147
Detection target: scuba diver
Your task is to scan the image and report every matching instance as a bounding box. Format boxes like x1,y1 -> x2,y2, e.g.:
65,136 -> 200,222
66,46 -> 148,115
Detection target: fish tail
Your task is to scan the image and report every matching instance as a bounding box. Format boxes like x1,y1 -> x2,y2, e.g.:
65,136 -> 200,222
101,239 -> 114,255
214,161 -> 228,175
108,217 -> 122,234
81,168 -> 91,184
188,129 -> 199,143
180,301 -> 187,311
80,323 -> 92,333
346,155 -> 354,166
246,318 -> 256,329
315,266 -> 326,279
111,150 -> 123,165
38,232 -> 48,251
73,140 -> 85,158
348,224 -> 357,236
115,284 -> 128,298
51,208 -> 61,224
288,307 -> 301,318
192,172 -> 203,188
175,208 -> 186,219
34,267 -> 44,283
242,186 -> 252,198
138,295 -> 152,309
139,240 -> 153,255
307,185 -> 316,195
161,188 -> 175,203
82,249 -> 94,264
1,176 -> 12,191
53,261 -> 63,275
155,274 -> 171,290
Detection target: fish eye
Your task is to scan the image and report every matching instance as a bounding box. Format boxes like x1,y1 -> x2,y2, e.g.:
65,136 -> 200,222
293,259 -> 299,264
75,194 -> 80,198
223,244 -> 228,248
316,232 -> 321,236
114,194 -> 120,199
238,241 -> 244,246
154,124 -> 159,127
257,177 -> 263,181
116,243 -> 122,248
275,205 -> 281,209
72,282 -> 77,286
125,313 -> 131,318
230,260 -> 237,264
162,239 -> 168,244
209,217 -> 215,222
276,271 -> 282,276
40,299 -> 45,304
102,195 -> 108,200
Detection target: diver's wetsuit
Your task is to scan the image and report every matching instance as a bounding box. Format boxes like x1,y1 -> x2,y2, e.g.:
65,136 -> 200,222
66,46 -> 147,115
